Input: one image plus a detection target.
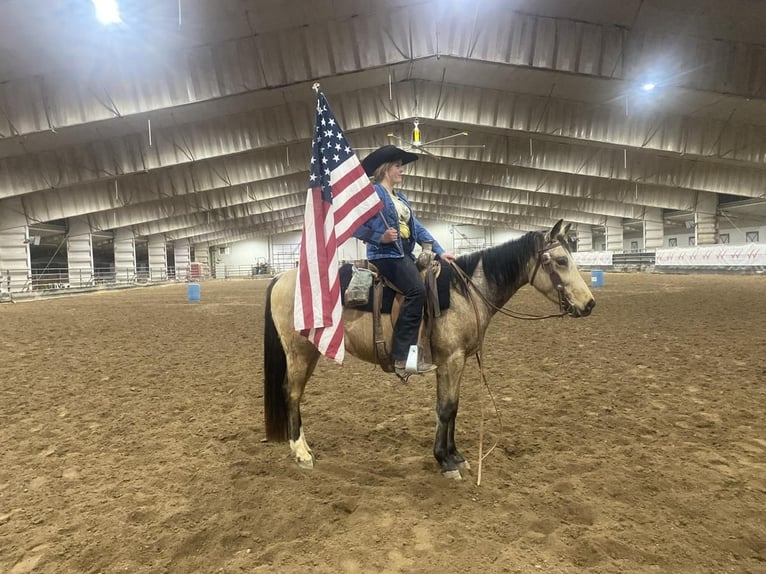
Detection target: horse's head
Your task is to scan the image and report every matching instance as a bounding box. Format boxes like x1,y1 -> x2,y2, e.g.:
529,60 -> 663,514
529,220 -> 596,317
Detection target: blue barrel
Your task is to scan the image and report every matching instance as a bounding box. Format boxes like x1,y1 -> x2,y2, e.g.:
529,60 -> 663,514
187,282 -> 201,302
590,270 -> 604,288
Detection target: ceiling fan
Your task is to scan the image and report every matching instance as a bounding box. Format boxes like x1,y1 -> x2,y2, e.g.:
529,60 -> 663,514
357,118 -> 485,158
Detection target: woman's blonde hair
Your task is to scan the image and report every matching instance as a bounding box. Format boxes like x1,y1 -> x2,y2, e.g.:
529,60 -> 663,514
371,161 -> 396,184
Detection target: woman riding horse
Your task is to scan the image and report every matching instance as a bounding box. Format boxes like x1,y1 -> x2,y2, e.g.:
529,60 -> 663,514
264,220 -> 595,478
352,145 -> 456,377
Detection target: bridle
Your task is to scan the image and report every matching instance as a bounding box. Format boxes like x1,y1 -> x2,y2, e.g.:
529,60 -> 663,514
528,238 -> 573,317
449,235 -> 571,321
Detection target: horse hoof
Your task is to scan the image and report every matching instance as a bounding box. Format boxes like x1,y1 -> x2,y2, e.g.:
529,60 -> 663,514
457,460 -> 471,472
442,469 -> 463,480
296,457 -> 315,469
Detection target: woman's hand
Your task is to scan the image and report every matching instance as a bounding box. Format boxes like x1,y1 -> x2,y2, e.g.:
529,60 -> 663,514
381,227 -> 398,244
439,252 -> 457,263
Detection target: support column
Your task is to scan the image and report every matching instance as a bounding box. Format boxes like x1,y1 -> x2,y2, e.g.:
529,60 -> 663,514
174,239 -> 191,281
209,246 -> 220,278
113,228 -> 136,284
695,191 -> 719,245
0,198 -> 31,293
643,208 -> 664,250
67,216 -> 94,288
192,241 -> 209,279
193,242 -> 209,266
576,224 -> 593,251
605,217 -> 624,252
147,234 -> 168,282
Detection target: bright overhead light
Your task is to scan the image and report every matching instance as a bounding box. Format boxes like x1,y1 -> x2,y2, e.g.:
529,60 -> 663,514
92,0 -> 122,24
641,82 -> 656,92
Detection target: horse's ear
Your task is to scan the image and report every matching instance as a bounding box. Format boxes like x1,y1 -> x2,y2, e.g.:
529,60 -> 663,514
562,223 -> 575,251
547,219 -> 564,241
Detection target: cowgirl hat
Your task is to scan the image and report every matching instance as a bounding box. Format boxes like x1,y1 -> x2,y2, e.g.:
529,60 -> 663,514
361,145 -> 419,177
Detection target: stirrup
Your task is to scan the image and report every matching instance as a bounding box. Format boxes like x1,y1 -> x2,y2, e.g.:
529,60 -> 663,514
394,360 -> 437,378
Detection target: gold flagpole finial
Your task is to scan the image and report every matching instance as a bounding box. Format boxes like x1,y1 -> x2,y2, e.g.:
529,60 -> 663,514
312,82 -> 321,93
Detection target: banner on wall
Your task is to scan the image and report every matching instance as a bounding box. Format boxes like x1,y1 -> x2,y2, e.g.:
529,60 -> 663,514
572,251 -> 613,266
655,244 -> 766,267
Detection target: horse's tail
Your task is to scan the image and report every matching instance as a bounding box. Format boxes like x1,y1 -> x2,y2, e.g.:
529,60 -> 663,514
264,275 -> 289,442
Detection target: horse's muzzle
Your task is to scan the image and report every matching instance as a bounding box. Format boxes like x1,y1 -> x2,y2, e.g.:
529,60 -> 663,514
565,297 -> 595,317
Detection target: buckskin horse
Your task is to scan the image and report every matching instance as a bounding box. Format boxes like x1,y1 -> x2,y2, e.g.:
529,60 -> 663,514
263,220 -> 595,478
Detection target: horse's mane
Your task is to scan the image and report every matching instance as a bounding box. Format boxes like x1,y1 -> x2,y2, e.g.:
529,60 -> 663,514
452,231 -> 543,294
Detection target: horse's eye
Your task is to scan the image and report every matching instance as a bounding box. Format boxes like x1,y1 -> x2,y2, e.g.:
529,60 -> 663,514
556,257 -> 568,266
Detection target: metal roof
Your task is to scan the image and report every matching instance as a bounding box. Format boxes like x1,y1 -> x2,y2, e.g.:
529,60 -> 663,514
1,0 -> 765,245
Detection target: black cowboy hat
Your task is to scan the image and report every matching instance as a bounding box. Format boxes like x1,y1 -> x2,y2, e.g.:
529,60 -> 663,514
361,145 -> 419,176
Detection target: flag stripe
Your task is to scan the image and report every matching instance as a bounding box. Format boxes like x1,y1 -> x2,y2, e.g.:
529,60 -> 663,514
332,161 -> 382,243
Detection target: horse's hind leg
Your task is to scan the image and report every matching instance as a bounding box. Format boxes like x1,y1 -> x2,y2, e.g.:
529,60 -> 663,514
286,335 -> 321,469
264,272 -> 322,469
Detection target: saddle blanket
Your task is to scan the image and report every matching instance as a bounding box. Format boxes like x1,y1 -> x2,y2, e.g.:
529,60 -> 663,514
339,261 -> 452,314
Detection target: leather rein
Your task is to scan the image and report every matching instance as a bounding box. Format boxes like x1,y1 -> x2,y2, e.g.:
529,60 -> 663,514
445,238 -> 573,483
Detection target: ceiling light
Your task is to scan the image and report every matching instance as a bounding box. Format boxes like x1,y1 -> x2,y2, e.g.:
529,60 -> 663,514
92,0 -> 122,24
641,82 -> 656,92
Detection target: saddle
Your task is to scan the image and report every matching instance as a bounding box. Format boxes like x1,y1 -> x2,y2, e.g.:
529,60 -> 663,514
343,249 -> 446,373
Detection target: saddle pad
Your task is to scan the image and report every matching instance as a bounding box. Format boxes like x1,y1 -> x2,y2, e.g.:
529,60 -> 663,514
339,262 -> 452,314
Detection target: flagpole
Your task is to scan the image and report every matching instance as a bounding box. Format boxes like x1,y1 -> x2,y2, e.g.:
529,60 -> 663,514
379,213 -> 404,256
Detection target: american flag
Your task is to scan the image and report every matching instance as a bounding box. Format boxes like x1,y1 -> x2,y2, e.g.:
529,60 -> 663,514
293,90 -> 381,362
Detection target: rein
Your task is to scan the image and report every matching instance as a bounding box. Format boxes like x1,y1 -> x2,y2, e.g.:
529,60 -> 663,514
447,237 -> 569,484
449,260 -> 503,486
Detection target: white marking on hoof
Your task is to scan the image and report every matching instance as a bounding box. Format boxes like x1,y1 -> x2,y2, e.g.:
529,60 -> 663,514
457,460 -> 471,471
290,427 -> 314,469
295,455 -> 314,469
442,469 -> 463,480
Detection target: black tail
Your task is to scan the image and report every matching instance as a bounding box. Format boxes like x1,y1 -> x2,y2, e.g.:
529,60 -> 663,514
264,276 -> 289,442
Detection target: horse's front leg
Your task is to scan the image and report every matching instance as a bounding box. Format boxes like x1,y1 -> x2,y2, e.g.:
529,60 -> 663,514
434,355 -> 469,479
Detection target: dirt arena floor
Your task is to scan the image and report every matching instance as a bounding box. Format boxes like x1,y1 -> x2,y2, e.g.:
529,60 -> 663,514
1,272 -> 765,574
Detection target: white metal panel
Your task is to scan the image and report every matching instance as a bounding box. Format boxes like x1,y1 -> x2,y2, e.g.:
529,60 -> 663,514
577,224 -> 594,252
0,223 -> 30,292
412,156 -> 698,211
192,242 -> 209,266
94,172 -> 307,231
12,144 -> 304,221
695,192 -> 719,245
67,216 -> 93,287
1,0 -> 763,144
605,217 -> 624,252
643,208 -> 665,250
2,79 -> 764,207
173,239 -> 191,280
0,0 -> 764,243
113,228 -> 136,283
183,219 -> 303,245
532,17 -> 557,69
404,175 -> 641,218
404,188 -> 604,226
147,234 -> 168,282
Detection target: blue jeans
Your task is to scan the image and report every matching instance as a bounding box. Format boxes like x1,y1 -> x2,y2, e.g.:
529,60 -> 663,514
372,257 -> 425,361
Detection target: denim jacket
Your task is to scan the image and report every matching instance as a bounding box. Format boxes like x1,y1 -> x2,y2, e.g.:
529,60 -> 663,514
353,184 -> 445,260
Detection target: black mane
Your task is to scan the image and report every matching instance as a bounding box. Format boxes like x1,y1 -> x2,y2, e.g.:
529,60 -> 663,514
452,231 -> 543,294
